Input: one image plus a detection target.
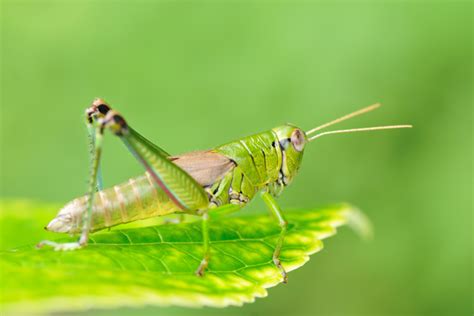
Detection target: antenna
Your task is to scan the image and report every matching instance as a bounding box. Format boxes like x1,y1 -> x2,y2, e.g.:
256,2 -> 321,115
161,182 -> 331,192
306,103 -> 381,135
308,125 -> 413,142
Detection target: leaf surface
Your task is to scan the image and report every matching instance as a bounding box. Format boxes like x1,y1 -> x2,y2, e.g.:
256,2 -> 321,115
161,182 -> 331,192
0,200 -> 371,314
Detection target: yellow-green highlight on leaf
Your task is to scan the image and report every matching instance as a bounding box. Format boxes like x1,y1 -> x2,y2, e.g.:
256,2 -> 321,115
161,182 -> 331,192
0,201 -> 371,315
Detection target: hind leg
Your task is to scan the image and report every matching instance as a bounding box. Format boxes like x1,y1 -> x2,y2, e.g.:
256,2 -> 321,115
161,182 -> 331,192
39,98 -> 210,251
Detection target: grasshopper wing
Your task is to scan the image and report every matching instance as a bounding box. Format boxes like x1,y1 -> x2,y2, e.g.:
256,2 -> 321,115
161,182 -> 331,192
171,151 -> 235,187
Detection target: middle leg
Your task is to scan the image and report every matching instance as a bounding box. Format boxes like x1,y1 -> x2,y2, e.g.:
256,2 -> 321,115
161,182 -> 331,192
195,210 -> 210,276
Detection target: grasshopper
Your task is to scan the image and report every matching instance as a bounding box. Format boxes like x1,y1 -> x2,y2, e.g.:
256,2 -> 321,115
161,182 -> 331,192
38,100 -> 411,281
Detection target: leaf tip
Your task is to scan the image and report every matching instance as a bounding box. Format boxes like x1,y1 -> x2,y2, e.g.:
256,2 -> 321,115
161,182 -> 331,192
343,205 -> 374,241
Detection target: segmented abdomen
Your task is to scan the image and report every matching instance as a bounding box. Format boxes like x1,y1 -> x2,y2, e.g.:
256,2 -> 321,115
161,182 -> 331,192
65,172 -> 182,233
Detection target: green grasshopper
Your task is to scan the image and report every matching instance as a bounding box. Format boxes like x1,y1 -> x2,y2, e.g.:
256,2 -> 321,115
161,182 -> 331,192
38,100 -> 411,281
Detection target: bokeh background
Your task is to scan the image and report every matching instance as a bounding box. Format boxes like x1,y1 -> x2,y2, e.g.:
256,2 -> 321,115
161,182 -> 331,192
1,1 -> 472,315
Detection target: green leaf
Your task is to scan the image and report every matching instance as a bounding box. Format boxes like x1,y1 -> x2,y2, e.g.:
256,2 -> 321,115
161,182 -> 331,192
0,200 -> 371,315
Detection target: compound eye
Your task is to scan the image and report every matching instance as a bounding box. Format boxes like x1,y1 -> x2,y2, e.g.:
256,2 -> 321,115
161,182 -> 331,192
291,129 -> 306,152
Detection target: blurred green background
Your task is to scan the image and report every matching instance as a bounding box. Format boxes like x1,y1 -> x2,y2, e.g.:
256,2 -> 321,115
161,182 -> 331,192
1,1 -> 471,315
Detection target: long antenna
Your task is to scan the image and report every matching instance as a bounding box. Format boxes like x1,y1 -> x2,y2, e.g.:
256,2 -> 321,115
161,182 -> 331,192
306,103 -> 381,135
308,125 -> 413,142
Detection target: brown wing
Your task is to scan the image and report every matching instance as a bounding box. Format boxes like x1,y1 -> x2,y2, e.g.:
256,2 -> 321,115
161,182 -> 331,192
169,150 -> 235,187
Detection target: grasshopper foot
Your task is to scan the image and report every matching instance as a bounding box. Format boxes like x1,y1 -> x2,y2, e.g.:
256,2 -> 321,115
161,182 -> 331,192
195,258 -> 209,277
36,240 -> 84,251
273,257 -> 288,283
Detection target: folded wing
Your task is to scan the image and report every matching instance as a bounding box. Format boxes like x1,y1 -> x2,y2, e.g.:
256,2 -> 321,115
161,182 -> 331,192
170,151 -> 235,187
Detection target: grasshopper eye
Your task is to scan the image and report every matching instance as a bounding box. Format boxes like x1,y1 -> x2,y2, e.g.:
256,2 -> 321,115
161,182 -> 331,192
291,129 -> 305,152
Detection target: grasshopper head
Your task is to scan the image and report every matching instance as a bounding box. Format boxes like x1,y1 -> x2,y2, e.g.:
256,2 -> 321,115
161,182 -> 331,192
272,124 -> 308,185
272,104 -> 413,186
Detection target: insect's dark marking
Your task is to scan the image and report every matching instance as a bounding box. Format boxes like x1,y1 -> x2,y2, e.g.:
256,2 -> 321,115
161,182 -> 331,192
261,148 -> 267,173
108,114 -> 128,136
278,138 -> 291,150
97,104 -> 110,115
239,174 -> 246,194
113,114 -> 127,127
248,152 -> 258,172
278,150 -> 289,186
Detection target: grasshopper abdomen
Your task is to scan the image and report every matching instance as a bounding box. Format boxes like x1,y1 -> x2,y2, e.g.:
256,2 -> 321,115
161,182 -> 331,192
46,172 -> 180,234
